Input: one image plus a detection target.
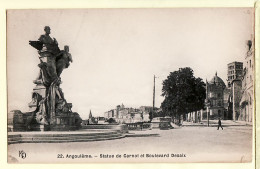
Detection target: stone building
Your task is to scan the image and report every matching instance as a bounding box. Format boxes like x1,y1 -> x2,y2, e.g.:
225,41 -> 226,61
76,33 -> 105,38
230,79 -> 243,120
104,104 -> 150,123
104,109 -> 116,119
227,62 -> 243,88
225,61 -> 244,120
223,87 -> 232,119
205,72 -> 226,119
239,40 -> 254,122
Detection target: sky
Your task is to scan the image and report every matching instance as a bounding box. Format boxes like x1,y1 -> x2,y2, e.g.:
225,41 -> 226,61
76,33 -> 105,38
7,8 -> 254,119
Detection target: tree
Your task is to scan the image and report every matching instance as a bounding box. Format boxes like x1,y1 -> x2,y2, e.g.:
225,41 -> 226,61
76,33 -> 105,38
149,107 -> 160,121
107,118 -> 117,124
161,67 -> 206,124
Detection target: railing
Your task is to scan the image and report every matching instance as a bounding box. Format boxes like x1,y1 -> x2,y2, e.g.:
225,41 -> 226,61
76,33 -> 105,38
126,122 -> 151,130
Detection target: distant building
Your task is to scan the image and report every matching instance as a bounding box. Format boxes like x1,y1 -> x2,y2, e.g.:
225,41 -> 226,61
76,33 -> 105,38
104,104 -> 150,123
88,110 -> 98,124
139,106 -> 153,113
206,72 -> 226,119
104,109 -> 116,119
239,40 -> 254,122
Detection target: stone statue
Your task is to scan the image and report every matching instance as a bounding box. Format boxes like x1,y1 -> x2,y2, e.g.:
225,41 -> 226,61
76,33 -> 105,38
56,45 -> 73,77
30,26 -> 60,86
8,26 -> 81,131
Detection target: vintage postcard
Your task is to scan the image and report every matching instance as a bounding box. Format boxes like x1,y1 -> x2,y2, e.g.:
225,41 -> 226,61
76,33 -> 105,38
7,8 -> 255,163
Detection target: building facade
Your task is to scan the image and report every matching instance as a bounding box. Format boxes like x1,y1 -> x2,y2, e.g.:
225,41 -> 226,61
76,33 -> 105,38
223,87 -> 232,120
231,79 -> 243,120
239,40 -> 254,122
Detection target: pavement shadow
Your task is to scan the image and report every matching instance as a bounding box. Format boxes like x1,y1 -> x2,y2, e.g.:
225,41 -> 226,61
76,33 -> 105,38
125,133 -> 160,138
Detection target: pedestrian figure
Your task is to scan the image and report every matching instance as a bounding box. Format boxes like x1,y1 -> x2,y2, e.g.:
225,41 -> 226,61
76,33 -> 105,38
217,118 -> 223,130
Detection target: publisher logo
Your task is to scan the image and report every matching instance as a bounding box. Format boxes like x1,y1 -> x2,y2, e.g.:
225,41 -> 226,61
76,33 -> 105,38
19,150 -> 26,159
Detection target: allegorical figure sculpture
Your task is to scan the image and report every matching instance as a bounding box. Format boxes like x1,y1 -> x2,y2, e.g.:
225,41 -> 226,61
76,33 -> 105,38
8,26 -> 81,131
56,45 -> 73,77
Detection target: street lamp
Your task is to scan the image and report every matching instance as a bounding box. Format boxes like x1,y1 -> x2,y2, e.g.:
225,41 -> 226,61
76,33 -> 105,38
205,79 -> 210,127
205,99 -> 210,127
152,75 -> 159,120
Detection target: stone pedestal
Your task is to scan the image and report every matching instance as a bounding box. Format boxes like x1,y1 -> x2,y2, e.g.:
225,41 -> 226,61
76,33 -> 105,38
48,112 -> 82,131
40,125 -> 44,132
8,125 -> 13,132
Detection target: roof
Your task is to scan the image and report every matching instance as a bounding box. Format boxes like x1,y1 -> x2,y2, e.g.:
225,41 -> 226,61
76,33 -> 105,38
209,72 -> 226,87
227,61 -> 243,66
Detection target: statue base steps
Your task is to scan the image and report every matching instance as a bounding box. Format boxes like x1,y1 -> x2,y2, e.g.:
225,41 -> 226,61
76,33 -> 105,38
8,130 -> 125,144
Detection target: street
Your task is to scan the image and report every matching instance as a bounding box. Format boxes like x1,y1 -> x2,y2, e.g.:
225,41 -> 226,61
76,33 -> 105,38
8,125 -> 252,163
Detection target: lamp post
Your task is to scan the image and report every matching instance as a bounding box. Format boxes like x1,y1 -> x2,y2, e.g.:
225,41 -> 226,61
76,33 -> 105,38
152,75 -> 155,119
207,103 -> 209,127
152,75 -> 159,120
205,79 -> 210,127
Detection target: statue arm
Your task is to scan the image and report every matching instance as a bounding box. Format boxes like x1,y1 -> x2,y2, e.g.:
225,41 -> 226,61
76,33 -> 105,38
55,51 -> 64,60
53,38 -> 58,45
38,35 -> 45,42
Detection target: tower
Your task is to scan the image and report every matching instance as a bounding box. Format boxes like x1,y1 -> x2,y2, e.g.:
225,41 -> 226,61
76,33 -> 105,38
227,62 -> 243,88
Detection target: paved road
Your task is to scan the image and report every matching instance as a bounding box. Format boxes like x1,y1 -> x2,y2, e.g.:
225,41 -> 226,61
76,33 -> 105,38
8,125 -> 253,163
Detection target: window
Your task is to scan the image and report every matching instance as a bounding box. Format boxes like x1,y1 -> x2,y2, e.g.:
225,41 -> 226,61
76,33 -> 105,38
218,101 -> 221,106
218,110 -> 221,117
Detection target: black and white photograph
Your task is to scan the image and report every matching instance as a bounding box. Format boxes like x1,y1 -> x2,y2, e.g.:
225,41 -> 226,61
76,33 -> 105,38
7,8 -> 255,163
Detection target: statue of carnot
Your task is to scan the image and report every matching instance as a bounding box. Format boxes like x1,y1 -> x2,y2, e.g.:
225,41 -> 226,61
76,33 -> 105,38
30,26 -> 60,87
8,26 -> 81,131
20,26 -> 80,129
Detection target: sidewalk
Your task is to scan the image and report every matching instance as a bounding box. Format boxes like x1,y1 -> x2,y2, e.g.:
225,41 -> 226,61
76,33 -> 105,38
182,120 -> 253,127
125,120 -> 253,137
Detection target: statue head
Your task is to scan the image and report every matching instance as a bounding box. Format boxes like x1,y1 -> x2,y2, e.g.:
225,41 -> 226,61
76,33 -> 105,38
44,26 -> 51,35
64,45 -> 69,52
